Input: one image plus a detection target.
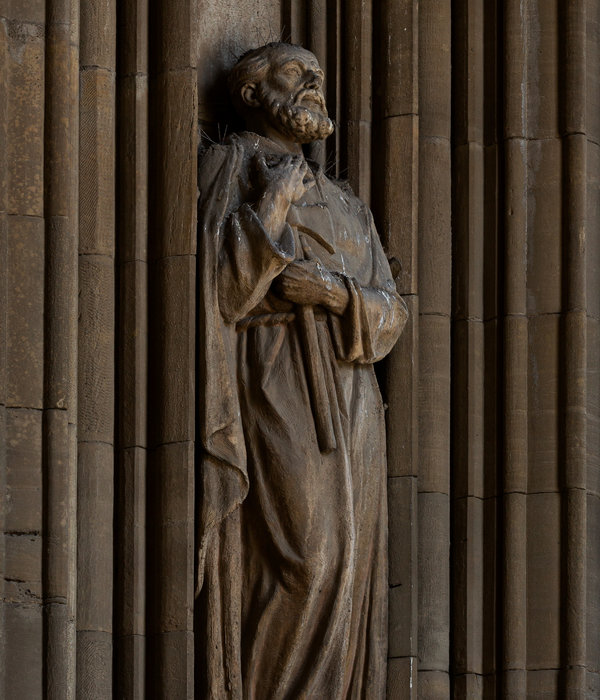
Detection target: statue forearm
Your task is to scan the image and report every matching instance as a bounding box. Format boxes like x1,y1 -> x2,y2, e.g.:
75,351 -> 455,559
253,153 -> 314,240
255,185 -> 293,242
218,205 -> 296,323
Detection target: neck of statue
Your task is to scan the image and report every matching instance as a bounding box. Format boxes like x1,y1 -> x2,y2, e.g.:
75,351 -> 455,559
244,118 -> 303,155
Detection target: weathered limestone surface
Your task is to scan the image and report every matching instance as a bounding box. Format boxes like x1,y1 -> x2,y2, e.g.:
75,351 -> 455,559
0,0 -> 599,697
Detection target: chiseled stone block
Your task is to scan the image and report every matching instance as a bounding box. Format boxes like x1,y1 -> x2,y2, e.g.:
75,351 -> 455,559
7,216 -> 44,408
5,19 -> 44,217
5,407 -> 42,533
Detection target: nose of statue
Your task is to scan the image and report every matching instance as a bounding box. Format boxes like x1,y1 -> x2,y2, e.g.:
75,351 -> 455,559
304,71 -> 322,90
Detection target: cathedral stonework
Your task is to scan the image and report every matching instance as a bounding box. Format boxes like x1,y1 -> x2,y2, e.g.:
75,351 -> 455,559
1,2 -> 599,698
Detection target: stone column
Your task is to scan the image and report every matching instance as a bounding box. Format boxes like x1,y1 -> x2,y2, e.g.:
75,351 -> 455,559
0,1 -> 599,698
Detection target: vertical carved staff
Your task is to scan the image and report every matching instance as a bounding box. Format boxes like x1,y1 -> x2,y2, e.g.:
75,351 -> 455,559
292,227 -> 337,453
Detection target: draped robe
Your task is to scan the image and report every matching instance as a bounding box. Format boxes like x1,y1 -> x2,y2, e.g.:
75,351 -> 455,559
197,132 -> 407,699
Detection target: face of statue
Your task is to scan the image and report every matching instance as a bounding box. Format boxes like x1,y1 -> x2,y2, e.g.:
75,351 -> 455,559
242,45 -> 334,144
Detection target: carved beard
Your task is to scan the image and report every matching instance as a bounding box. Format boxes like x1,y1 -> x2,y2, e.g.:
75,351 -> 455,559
258,86 -> 335,144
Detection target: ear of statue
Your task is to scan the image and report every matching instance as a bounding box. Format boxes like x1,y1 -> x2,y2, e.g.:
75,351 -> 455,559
241,82 -> 260,109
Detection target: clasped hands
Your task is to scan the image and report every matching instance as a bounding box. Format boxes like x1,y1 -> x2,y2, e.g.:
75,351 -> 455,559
255,152 -> 349,315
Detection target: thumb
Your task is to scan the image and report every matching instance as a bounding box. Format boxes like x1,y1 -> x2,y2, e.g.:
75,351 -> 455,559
254,153 -> 268,178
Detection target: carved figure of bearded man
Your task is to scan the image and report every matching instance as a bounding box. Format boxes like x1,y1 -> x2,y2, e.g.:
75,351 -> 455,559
197,42 -> 407,699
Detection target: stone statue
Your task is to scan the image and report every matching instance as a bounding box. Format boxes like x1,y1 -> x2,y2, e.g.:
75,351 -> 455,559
197,42 -> 408,698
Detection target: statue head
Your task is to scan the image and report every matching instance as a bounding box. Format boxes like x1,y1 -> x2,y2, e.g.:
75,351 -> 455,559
228,42 -> 334,145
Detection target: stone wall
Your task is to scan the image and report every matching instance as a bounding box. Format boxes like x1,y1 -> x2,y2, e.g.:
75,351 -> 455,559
0,0 -> 599,697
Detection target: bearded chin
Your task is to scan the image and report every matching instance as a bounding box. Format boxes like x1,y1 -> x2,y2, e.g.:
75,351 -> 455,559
261,94 -> 334,144
281,104 -> 334,143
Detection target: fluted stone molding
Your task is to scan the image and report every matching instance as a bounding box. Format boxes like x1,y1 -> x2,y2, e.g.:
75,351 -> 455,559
0,1 -> 599,697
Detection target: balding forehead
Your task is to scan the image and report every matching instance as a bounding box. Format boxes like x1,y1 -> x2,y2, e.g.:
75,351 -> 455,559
269,45 -> 321,71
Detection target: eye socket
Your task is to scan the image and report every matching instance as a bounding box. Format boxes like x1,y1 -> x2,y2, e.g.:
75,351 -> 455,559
285,65 -> 302,78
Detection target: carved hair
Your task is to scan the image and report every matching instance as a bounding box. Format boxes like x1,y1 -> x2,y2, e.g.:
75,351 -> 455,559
228,42 -> 299,113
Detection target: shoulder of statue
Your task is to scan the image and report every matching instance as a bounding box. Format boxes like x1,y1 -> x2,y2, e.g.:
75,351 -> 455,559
316,170 -> 369,213
325,174 -> 356,198
312,165 -> 358,198
198,137 -> 250,188
198,132 -> 261,175
199,139 -> 240,165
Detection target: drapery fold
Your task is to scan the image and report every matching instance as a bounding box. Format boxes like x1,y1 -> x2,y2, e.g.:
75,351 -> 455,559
0,1 -> 599,697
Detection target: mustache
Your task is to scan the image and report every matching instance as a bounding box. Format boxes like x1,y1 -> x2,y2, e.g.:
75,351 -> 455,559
294,88 -> 327,113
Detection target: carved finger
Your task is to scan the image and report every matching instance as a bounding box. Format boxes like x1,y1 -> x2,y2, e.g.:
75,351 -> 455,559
303,175 -> 316,191
280,268 -> 307,284
255,153 -> 272,182
256,153 -> 267,169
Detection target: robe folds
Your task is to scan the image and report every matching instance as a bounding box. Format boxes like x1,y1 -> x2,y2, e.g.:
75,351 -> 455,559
197,132 -> 407,699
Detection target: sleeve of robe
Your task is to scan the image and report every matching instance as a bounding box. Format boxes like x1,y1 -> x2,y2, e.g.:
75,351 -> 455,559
218,204 -> 296,324
329,206 -> 408,364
